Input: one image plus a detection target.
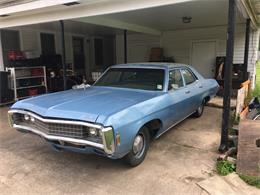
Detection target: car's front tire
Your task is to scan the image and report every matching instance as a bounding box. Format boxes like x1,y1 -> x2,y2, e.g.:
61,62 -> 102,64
193,100 -> 205,118
124,126 -> 150,167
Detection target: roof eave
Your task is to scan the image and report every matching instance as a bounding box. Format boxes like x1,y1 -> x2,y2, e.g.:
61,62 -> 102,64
240,0 -> 259,29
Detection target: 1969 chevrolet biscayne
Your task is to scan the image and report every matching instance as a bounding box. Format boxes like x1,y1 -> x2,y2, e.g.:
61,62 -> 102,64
8,63 -> 219,166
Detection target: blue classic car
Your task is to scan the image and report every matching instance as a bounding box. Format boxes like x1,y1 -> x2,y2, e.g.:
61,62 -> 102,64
8,63 -> 219,166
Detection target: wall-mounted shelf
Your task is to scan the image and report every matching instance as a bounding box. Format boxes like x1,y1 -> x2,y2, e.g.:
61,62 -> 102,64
6,66 -> 47,101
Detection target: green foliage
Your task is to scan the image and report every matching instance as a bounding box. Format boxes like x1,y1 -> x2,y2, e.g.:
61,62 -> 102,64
228,128 -> 238,135
256,61 -> 260,87
245,87 -> 260,107
230,110 -> 240,126
252,86 -> 260,99
216,160 -> 236,176
239,174 -> 260,189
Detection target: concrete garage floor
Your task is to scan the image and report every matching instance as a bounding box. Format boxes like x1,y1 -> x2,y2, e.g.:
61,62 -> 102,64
0,106 -> 221,195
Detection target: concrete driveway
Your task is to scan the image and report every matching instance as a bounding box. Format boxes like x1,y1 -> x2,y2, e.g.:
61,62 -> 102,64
0,106 -> 221,195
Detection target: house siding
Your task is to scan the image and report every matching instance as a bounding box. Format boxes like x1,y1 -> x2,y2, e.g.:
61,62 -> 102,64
116,33 -> 160,64
116,24 -> 259,86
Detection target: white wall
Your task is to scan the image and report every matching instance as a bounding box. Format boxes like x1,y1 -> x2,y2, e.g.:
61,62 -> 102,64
4,26 -> 93,77
116,24 -> 259,86
8,26 -> 116,77
116,33 -> 160,64
18,27 -> 84,65
247,29 -> 259,88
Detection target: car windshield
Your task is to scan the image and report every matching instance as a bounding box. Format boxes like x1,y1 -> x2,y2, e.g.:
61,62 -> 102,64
94,68 -> 165,91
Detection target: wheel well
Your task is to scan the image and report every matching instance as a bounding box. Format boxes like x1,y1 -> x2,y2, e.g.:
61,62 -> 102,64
204,96 -> 210,104
143,119 -> 163,139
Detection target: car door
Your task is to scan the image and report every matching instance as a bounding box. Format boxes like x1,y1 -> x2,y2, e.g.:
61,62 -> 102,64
180,68 -> 201,115
160,69 -> 188,131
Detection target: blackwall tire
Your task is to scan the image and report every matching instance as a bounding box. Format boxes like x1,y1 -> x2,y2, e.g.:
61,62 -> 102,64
124,126 -> 150,167
193,100 -> 205,118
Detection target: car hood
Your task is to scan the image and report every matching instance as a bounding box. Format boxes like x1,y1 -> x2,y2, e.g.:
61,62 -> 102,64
11,86 -> 161,123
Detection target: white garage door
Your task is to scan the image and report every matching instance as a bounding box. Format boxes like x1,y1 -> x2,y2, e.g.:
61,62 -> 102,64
191,41 -> 216,78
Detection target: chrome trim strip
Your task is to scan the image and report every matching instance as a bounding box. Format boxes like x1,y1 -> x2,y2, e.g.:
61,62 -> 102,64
8,109 -> 102,129
9,109 -> 116,155
101,127 -> 115,154
13,124 -> 104,149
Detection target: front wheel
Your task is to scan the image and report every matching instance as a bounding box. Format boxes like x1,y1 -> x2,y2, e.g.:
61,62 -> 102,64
193,100 -> 205,118
124,126 -> 150,167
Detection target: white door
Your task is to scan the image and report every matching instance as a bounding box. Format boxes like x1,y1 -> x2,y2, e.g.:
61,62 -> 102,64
191,41 -> 216,78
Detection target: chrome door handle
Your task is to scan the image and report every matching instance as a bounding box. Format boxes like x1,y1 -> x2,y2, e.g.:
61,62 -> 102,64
185,90 -> 190,94
199,85 -> 203,88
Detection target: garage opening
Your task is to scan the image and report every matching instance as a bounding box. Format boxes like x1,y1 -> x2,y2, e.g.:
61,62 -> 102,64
0,0 -> 258,104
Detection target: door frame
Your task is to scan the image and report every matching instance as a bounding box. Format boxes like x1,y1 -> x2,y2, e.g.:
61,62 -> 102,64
189,39 -> 217,75
72,36 -> 85,72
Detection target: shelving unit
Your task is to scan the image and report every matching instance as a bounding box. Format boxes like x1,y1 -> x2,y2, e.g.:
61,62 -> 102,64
6,66 -> 47,101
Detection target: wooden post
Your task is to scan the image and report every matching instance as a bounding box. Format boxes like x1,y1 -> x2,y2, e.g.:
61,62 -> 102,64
219,0 -> 236,152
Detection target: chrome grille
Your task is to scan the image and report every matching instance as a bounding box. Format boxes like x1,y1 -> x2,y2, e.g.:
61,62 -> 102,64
12,113 -> 102,143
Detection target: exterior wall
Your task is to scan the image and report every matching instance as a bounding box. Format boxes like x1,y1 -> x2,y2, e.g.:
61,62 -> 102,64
116,33 -> 160,64
17,27 -> 83,65
116,24 -> 259,86
1,26 -> 116,77
247,29 -> 259,88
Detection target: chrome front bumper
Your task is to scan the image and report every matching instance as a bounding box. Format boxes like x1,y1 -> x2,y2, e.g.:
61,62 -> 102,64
8,109 -> 115,155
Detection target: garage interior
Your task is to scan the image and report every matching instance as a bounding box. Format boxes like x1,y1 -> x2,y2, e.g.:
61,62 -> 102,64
0,0 -> 259,194
0,0 -> 258,104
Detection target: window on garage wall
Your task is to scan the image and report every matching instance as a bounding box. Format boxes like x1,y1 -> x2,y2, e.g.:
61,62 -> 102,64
1,29 -> 20,67
40,33 -> 56,55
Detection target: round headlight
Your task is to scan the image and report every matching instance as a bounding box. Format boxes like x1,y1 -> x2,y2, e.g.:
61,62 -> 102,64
30,116 -> 35,122
89,128 -> 98,136
24,114 -> 30,121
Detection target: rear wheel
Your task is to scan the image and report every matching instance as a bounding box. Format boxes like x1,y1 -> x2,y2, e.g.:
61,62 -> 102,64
193,100 -> 205,118
124,126 -> 150,167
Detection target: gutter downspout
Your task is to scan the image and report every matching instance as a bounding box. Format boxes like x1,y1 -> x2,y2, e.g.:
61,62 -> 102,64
243,19 -> 250,81
60,20 -> 67,90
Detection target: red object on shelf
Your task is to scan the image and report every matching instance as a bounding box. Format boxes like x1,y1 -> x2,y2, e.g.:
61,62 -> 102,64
28,89 -> 38,96
8,51 -> 16,61
31,68 -> 44,76
8,50 -> 25,61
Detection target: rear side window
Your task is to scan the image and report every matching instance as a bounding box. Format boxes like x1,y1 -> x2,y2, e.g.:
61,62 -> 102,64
181,69 -> 196,85
168,69 -> 183,90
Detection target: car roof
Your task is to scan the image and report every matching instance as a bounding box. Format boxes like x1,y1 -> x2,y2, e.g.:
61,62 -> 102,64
110,63 -> 191,70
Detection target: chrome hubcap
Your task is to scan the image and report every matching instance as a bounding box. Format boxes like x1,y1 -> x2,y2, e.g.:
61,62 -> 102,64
133,135 -> 144,155
198,104 -> 203,114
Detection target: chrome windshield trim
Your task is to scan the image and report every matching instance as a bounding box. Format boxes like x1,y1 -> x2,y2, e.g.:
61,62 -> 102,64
8,109 -> 102,129
13,124 -> 104,150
